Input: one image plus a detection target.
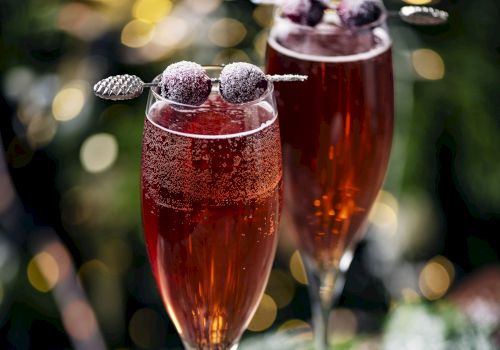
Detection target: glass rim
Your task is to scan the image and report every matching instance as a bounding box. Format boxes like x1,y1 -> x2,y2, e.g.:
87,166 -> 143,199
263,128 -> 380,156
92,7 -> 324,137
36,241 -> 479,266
145,97 -> 278,140
268,6 -> 392,64
150,65 -> 275,109
146,65 -> 278,140
268,26 -> 391,63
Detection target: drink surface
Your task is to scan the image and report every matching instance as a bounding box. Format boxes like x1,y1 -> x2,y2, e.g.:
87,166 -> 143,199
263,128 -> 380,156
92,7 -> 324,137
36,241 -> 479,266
141,95 -> 282,349
266,26 -> 393,271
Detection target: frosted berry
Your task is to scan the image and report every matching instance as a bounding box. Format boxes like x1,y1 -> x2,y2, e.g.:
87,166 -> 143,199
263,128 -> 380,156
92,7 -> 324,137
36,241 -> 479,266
306,0 -> 327,26
160,61 -> 211,106
282,0 -> 311,24
338,0 -> 383,28
219,63 -> 269,104
282,0 -> 326,26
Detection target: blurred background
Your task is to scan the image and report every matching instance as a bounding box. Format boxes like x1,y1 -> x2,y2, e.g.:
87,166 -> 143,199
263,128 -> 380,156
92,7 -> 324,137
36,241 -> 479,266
0,0 -> 498,349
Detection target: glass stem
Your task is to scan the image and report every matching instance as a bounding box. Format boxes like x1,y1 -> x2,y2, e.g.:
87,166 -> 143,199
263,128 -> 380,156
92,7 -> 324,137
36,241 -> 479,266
304,258 -> 340,350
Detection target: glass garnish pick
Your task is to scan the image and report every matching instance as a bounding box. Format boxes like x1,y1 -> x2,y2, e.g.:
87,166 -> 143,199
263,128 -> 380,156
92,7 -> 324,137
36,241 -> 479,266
93,74 -> 307,101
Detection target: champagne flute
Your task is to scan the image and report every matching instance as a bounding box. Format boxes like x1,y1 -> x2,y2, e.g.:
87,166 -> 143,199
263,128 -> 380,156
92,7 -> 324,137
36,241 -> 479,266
140,66 -> 283,350
265,2 -> 394,348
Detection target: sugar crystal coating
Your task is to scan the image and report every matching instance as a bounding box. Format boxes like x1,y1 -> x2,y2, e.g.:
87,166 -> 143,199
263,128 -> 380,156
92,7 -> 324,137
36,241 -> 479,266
282,0 -> 326,26
160,61 -> 211,106
282,0 -> 311,24
338,0 -> 384,28
219,63 -> 269,104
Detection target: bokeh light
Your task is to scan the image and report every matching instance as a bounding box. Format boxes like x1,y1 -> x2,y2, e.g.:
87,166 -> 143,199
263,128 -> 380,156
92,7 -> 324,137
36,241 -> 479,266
129,308 -> 166,349
26,114 -> 58,149
254,30 -> 268,59
265,269 -> 296,308
277,319 -> 313,344
253,5 -> 273,28
132,0 -> 172,23
400,288 -> 421,304
152,16 -> 191,49
330,308 -> 357,343
419,256 -> 455,300
370,202 -> 397,227
78,259 -> 110,281
76,257 -> 124,344
44,241 -> 72,282
2,66 -> 34,101
99,239 -> 133,275
369,191 -> 399,235
121,19 -> 155,48
57,2 -> 109,41
62,299 -> 98,340
184,0 -> 222,14
27,252 -> 59,293
289,250 -> 308,285
213,49 -> 250,65
277,319 -> 311,333
247,294 -> 278,332
16,102 -> 41,126
412,49 -> 445,80
52,85 -> 86,122
208,18 -> 247,48
80,133 -> 119,173
137,44 -> 173,62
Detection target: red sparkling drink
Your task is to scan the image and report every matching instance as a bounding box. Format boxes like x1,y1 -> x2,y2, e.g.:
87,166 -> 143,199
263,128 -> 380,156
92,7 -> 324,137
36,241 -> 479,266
266,19 -> 393,271
141,91 -> 282,349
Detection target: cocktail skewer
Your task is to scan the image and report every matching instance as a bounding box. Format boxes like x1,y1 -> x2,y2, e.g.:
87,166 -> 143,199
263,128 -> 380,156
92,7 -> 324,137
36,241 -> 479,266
251,0 -> 449,26
93,74 -> 307,101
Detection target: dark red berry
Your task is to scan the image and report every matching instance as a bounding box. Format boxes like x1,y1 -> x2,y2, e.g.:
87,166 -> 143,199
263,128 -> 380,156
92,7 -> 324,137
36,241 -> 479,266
306,0 -> 327,26
160,61 -> 211,106
219,63 -> 269,104
338,0 -> 383,28
282,0 -> 327,26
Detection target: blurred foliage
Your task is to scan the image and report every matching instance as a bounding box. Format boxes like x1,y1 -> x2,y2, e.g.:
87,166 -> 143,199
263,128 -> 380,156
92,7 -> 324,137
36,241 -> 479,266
0,0 -> 499,349
240,301 -> 497,350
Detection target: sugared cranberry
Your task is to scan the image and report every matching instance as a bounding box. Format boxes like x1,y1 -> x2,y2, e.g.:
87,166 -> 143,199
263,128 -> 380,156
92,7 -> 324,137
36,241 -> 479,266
282,0 -> 311,24
306,0 -> 328,26
338,0 -> 384,28
219,63 -> 269,104
160,61 -> 212,106
282,0 -> 327,26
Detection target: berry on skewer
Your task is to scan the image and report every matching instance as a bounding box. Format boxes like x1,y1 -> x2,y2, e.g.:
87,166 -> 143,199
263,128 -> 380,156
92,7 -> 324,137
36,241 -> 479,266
254,0 -> 448,28
94,61 -> 307,104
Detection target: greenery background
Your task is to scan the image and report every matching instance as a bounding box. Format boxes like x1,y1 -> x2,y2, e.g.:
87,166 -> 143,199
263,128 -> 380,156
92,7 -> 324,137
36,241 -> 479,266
0,0 -> 498,349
